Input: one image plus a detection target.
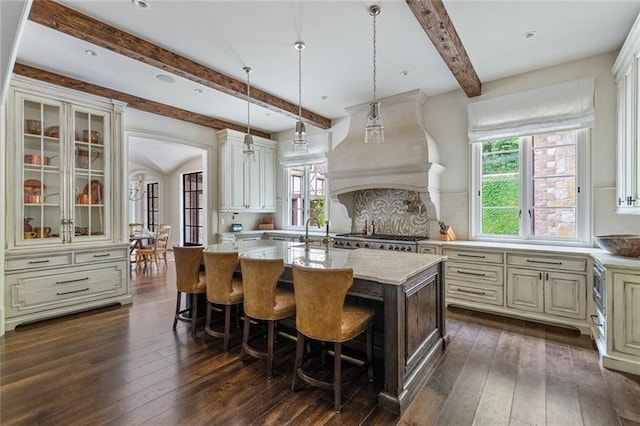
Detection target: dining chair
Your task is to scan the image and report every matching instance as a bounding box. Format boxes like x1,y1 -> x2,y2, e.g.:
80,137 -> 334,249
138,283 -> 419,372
135,228 -> 170,270
239,257 -> 295,378
128,223 -> 144,236
203,251 -> 244,352
290,264 -> 374,412
173,246 -> 206,337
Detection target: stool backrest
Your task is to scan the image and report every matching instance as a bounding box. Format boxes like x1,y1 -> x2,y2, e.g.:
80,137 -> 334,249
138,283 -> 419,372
240,257 -> 284,319
173,246 -> 203,292
291,264 -> 353,341
203,251 -> 239,303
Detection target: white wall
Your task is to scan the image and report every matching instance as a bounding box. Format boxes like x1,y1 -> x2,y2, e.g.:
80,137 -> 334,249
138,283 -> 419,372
0,0 -> 30,105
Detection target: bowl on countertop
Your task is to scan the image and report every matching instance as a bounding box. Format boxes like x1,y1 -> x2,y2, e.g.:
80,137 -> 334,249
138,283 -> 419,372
594,234 -> 640,257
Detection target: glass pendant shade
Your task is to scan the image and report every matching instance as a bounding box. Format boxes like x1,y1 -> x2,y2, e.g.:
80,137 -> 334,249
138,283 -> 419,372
365,101 -> 384,144
292,120 -> 308,153
243,134 -> 255,159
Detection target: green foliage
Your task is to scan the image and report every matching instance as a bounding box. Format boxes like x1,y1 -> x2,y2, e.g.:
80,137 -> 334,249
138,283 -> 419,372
482,138 -> 519,175
482,208 -> 519,235
482,177 -> 519,207
310,198 -> 325,225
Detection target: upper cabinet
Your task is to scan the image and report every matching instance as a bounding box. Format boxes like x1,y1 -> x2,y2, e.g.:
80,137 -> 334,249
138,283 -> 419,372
7,77 -> 126,248
613,13 -> 640,214
217,129 -> 276,212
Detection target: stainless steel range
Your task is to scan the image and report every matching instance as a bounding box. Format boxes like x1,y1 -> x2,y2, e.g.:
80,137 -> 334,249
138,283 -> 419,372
333,233 -> 426,252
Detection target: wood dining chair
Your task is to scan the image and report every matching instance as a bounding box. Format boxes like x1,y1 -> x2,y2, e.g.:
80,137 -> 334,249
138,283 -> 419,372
135,227 -> 171,270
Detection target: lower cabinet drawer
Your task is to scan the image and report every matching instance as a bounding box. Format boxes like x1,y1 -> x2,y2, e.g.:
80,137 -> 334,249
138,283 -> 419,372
5,253 -> 72,271
447,282 -> 504,306
75,248 -> 128,263
445,261 -> 503,286
507,253 -> 587,272
5,262 -> 127,317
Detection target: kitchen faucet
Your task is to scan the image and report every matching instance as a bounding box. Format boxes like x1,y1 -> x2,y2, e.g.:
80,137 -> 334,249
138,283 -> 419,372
301,216 -> 321,246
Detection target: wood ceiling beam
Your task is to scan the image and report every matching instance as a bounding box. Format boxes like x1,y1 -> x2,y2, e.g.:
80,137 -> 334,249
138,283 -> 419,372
28,0 -> 331,129
406,0 -> 481,97
13,63 -> 272,139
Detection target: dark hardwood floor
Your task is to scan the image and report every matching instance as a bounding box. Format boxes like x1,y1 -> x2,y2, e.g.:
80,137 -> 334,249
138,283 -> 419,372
1,256 -> 639,425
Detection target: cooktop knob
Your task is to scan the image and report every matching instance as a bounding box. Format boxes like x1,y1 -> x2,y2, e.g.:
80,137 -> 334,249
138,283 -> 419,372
364,243 -> 369,248
355,243 -> 360,247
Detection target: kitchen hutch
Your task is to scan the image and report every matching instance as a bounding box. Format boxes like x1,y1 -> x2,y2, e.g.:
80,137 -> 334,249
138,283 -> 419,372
3,76 -> 131,330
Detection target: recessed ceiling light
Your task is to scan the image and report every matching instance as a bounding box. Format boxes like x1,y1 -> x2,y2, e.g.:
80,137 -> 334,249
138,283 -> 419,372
522,31 -> 537,39
321,95 -> 329,100
132,0 -> 149,9
194,88 -> 203,94
399,70 -> 410,77
265,112 -> 271,116
156,74 -> 175,83
85,49 -> 98,57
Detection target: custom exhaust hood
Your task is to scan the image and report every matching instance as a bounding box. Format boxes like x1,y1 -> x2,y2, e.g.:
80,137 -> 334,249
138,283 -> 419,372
326,89 -> 444,210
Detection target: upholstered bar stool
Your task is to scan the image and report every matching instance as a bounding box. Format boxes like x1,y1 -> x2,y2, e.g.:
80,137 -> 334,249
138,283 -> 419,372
172,246 -> 206,337
203,251 -> 244,352
291,264 -> 375,412
239,257 -> 296,378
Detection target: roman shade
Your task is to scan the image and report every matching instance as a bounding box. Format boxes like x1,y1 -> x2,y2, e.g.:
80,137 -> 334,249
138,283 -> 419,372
467,77 -> 595,143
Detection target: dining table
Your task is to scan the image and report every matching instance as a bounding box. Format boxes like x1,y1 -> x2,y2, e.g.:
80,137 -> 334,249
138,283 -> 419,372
129,232 -> 155,254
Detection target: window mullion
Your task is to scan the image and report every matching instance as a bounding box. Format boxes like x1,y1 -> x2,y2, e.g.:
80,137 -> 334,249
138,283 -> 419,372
521,136 -> 533,239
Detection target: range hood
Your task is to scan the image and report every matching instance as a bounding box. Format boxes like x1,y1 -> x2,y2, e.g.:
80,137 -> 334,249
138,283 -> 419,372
326,89 -> 443,198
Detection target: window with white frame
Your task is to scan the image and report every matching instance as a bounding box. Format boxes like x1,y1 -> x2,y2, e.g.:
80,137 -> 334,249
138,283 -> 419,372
468,78 -> 594,244
285,163 -> 327,227
472,129 -> 589,243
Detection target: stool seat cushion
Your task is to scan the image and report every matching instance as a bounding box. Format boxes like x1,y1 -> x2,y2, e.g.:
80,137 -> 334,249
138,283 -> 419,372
340,305 -> 375,342
194,276 -> 206,294
209,277 -> 244,304
272,289 -> 296,320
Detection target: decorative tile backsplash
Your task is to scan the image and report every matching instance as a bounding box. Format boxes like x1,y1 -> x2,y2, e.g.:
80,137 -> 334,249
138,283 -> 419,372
351,189 -> 434,237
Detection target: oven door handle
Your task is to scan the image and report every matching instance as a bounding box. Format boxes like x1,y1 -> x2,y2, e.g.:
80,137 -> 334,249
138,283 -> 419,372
590,314 -> 603,327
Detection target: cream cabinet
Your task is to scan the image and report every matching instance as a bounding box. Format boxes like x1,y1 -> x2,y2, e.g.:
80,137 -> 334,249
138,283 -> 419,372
506,253 -> 587,320
217,129 -> 276,212
443,245 -> 590,333
3,76 -> 131,330
613,14 -> 640,214
612,271 -> 640,357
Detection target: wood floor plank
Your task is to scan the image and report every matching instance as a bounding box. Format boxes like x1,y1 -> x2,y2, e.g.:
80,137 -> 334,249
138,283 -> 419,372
509,326 -> 546,425
544,342 -> 583,426
572,357 -> 621,426
472,328 -> 520,426
602,368 -> 640,422
433,320 -> 501,425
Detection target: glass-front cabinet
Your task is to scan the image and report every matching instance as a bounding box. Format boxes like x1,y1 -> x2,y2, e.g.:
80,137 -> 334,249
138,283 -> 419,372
3,76 -> 131,332
14,88 -> 112,246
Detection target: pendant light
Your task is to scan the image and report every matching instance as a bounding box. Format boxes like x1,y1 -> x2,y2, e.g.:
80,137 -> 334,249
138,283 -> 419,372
365,5 -> 384,144
293,41 -> 308,153
243,66 -> 255,160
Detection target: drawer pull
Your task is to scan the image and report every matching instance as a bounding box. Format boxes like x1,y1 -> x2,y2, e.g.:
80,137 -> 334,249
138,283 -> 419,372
456,270 -> 486,277
590,314 -> 603,327
55,277 -> 90,285
56,288 -> 90,296
526,259 -> 562,265
457,288 -> 487,296
93,253 -> 111,258
457,253 -> 485,259
28,260 -> 50,264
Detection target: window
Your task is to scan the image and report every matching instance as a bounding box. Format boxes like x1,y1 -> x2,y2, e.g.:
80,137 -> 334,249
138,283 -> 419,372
146,182 -> 159,233
472,129 -> 590,243
183,172 -> 203,246
285,163 -> 327,227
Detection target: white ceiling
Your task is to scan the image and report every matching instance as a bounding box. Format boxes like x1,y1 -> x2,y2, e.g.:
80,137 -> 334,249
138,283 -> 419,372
14,0 -> 640,172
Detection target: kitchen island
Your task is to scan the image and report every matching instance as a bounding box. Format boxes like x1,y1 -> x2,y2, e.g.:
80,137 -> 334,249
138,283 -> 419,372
204,240 -> 448,415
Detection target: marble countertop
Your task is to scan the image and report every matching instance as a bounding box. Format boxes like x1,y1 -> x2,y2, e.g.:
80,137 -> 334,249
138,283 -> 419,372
204,240 -> 445,285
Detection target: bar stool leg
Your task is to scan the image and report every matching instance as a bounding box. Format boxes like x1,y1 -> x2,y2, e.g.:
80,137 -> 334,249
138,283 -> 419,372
334,342 -> 342,412
204,301 -> 212,341
223,304 -> 231,353
292,332 -> 305,391
240,314 -> 251,361
173,291 -> 181,329
266,320 -> 275,378
191,293 -> 198,337
367,325 -> 374,382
